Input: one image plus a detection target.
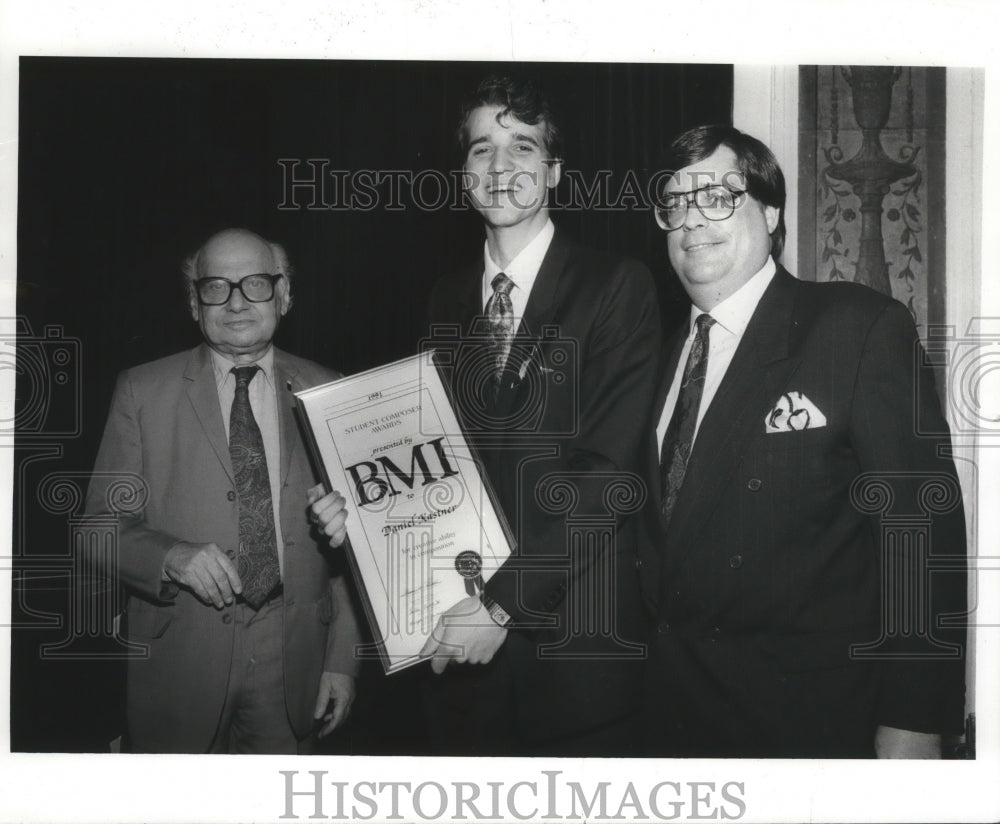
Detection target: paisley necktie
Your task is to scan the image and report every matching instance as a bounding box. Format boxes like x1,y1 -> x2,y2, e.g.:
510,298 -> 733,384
229,365 -> 280,608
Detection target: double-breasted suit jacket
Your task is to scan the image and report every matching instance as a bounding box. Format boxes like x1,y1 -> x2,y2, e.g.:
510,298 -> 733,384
639,267 -> 967,757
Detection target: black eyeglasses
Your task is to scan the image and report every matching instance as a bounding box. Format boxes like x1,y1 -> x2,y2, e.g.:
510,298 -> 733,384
655,185 -> 747,231
193,274 -> 283,306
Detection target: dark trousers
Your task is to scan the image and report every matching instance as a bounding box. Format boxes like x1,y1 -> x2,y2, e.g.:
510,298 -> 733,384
421,643 -> 641,757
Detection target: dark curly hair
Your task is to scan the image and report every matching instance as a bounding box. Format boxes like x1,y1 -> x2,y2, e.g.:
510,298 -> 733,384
456,74 -> 563,162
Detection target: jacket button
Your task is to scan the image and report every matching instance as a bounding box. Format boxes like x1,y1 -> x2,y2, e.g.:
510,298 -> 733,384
635,558 -> 643,570
657,621 -> 670,634
222,613 -> 233,624
227,490 -> 236,501
225,549 -> 235,559
729,555 -> 743,569
747,478 -> 762,491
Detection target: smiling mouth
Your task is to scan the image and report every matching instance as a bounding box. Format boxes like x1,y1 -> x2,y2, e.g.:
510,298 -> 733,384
486,184 -> 519,194
683,241 -> 721,252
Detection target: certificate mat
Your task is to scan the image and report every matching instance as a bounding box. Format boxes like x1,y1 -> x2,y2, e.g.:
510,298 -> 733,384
295,351 -> 513,673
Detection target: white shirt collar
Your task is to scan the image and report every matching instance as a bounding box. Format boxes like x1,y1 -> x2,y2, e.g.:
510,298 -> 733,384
210,346 -> 276,390
483,218 -> 555,294
689,257 -> 777,337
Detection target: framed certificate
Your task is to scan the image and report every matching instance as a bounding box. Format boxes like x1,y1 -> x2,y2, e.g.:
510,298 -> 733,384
295,351 -> 514,673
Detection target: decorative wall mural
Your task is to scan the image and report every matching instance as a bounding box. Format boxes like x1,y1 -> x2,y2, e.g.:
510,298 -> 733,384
799,66 -> 946,337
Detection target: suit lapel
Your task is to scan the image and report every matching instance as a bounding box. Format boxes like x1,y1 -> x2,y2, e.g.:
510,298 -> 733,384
654,322 -> 689,428
273,348 -> 303,488
183,345 -> 307,489
183,344 -> 234,484
492,230 -> 572,419
663,269 -> 803,564
517,229 -> 569,336
455,261 -> 484,331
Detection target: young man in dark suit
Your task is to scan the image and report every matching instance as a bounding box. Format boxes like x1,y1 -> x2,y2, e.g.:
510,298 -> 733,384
314,75 -> 662,755
639,125 -> 967,758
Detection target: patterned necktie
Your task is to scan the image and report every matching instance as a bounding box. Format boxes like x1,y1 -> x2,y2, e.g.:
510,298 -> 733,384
229,365 -> 280,608
485,272 -> 516,388
659,313 -> 716,525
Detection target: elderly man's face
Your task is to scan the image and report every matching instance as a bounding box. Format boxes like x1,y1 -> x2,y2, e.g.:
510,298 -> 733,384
188,230 -> 290,364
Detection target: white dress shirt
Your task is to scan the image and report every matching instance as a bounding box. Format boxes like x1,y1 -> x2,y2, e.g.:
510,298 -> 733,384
656,257 -> 777,453
211,346 -> 285,575
481,217 -> 555,320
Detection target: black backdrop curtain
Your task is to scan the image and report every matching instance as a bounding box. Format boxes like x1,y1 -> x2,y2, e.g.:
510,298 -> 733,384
13,58 -> 732,752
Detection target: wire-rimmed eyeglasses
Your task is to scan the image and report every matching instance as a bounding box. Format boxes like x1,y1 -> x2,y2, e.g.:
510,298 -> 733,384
193,274 -> 283,306
655,184 -> 747,231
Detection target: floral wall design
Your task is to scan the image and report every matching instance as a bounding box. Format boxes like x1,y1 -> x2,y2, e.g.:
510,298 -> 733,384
799,66 -> 946,339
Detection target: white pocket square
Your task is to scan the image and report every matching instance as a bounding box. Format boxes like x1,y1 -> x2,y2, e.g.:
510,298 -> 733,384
765,391 -> 827,432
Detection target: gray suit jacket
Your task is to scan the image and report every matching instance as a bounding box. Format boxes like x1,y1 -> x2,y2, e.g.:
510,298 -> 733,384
85,344 -> 360,753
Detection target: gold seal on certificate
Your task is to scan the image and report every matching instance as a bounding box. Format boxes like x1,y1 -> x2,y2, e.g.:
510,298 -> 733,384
295,352 -> 513,673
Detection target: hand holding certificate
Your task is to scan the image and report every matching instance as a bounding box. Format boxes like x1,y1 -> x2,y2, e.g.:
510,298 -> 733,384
297,352 -> 513,673
419,595 -> 508,674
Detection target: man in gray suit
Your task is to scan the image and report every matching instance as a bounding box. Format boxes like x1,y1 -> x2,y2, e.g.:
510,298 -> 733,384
86,228 -> 360,753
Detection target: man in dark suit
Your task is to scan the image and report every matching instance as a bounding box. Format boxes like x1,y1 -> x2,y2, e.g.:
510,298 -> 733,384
86,228 -> 360,753
421,74 -> 663,756
313,75 -> 661,755
638,125 -> 967,757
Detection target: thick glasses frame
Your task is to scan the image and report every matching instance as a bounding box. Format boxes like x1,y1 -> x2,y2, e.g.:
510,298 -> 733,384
193,273 -> 283,306
655,185 -> 747,231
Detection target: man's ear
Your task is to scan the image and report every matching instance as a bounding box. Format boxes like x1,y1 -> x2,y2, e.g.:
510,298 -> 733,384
764,204 -> 780,235
187,284 -> 200,322
277,277 -> 293,316
546,158 -> 562,190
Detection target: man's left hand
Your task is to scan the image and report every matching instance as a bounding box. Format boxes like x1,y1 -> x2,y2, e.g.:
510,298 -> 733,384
313,671 -> 356,738
420,596 -> 508,675
307,484 -> 350,548
874,725 -> 941,758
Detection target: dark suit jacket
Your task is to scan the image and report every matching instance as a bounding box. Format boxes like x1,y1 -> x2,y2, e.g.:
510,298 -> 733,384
425,228 -> 662,750
638,267 -> 967,757
85,344 -> 360,753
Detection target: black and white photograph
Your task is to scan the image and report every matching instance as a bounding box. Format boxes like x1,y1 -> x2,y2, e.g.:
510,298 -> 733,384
1,1 -> 997,822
